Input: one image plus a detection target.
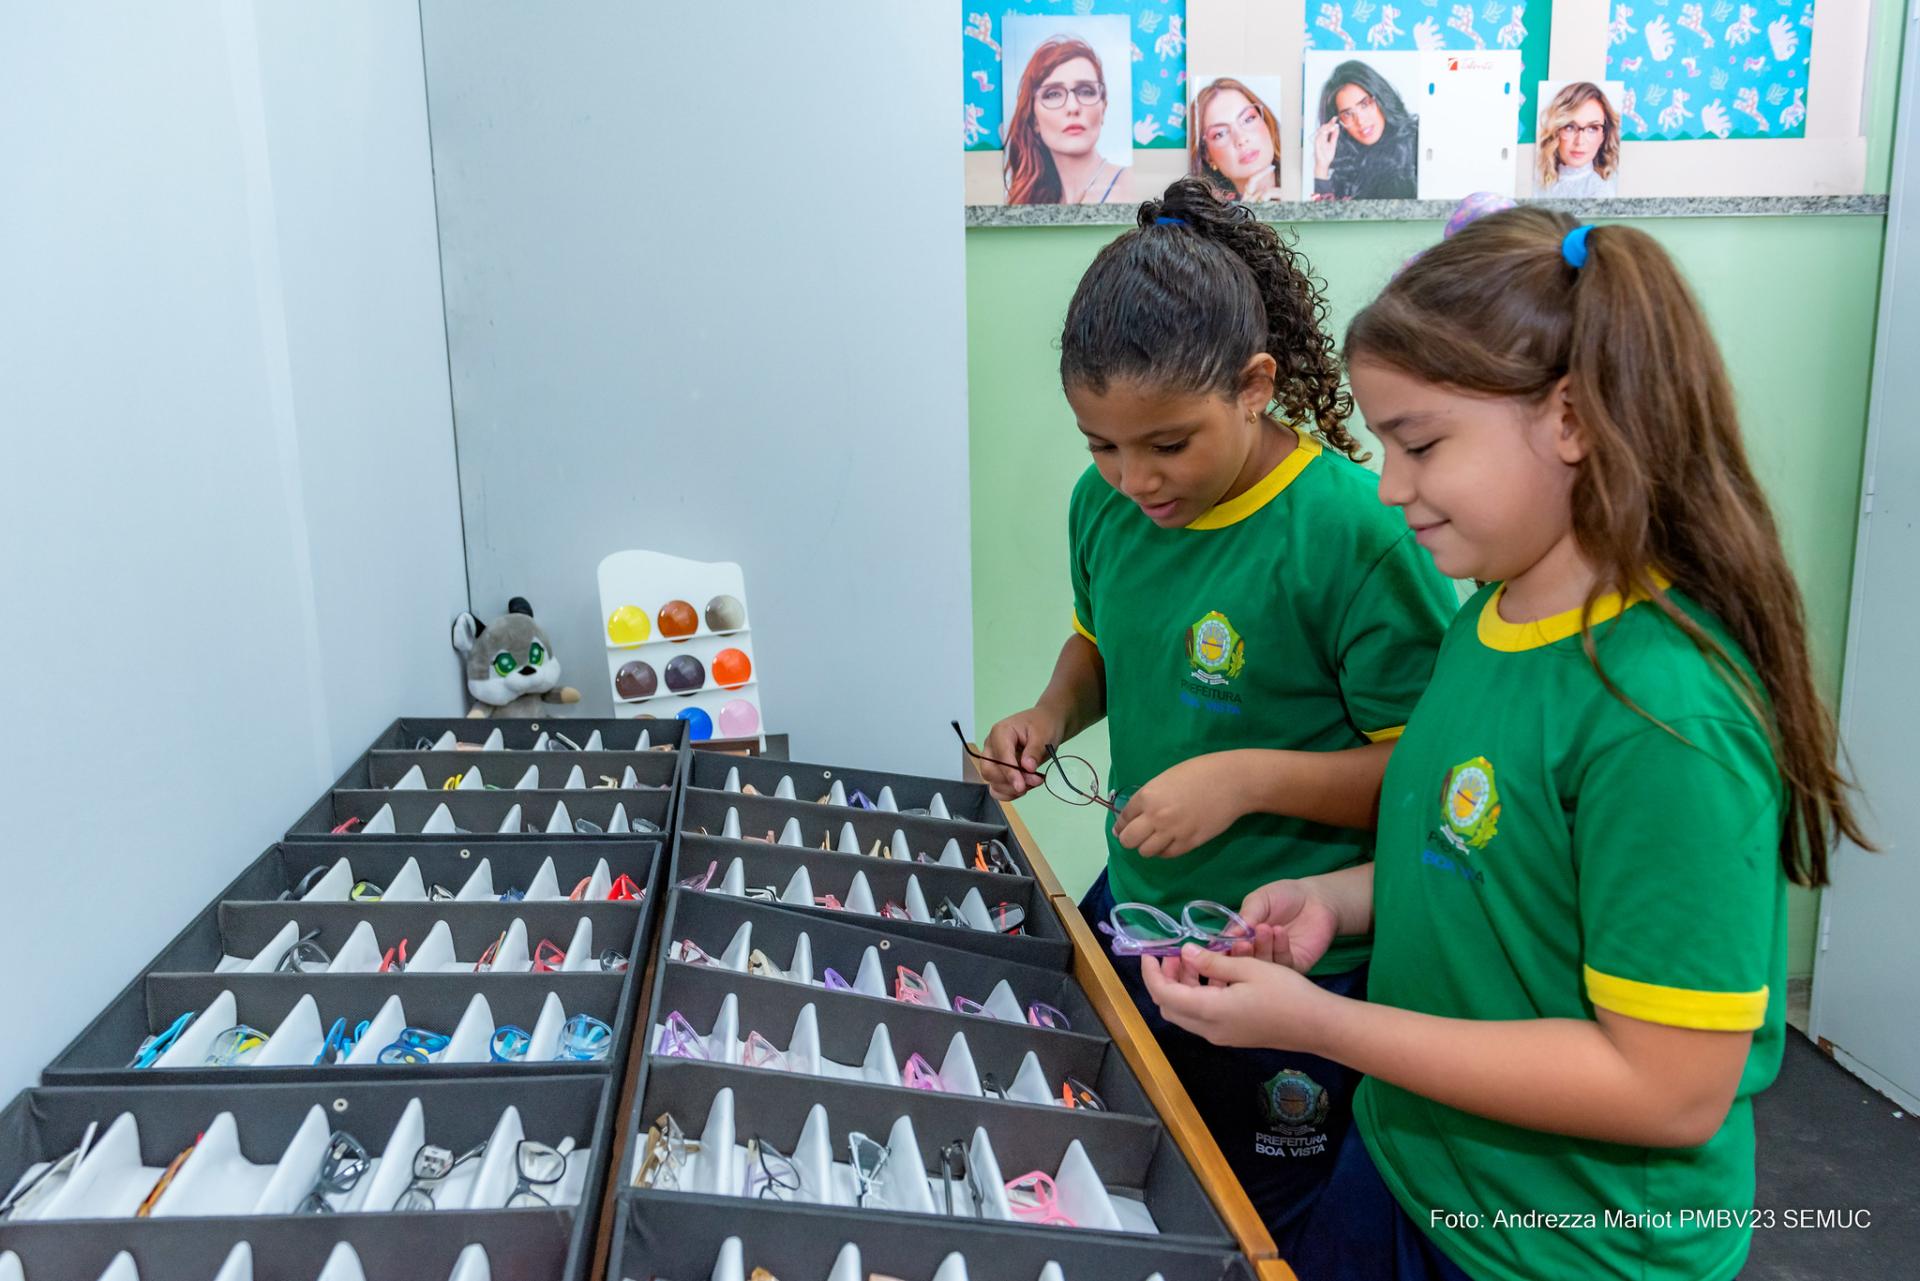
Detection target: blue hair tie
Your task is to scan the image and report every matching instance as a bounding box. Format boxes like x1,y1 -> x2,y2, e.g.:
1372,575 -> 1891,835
1155,216 -> 1187,226
1561,225 -> 1593,269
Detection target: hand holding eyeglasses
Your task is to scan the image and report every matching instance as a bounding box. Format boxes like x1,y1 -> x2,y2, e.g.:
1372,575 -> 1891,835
969,710 -> 1064,801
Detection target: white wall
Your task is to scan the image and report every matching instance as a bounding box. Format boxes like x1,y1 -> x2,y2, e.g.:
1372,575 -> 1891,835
0,1 -> 467,1096
419,0 -> 974,777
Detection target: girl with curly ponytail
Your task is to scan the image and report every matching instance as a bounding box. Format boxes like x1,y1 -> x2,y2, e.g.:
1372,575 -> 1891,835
975,177 -> 1459,1248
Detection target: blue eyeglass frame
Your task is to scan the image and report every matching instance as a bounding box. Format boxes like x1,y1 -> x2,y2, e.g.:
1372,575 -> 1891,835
130,1010 -> 196,1069
557,1013 -> 612,1061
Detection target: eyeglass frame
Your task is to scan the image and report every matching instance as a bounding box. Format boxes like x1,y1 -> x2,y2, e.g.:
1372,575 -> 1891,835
505,1138 -> 571,1208
296,1129 -> 369,1213
1035,80 -> 1105,111
1334,92 -> 1379,129
950,721 -> 1125,814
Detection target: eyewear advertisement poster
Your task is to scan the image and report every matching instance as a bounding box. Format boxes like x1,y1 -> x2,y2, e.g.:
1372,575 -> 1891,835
1306,0 -> 1555,141
1606,1 -> 1815,140
1302,51 -> 1424,199
964,1 -> 1189,155
999,14 -> 1137,204
1187,73 -> 1288,201
1535,78 -> 1625,197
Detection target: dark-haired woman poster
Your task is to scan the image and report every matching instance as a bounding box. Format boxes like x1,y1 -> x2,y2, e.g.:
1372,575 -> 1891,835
1310,58 -> 1418,200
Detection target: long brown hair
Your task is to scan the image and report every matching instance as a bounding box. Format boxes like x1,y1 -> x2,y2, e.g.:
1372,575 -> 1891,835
1346,206 -> 1868,887
1537,81 -> 1621,191
1003,37 -> 1104,205
1188,77 -> 1283,200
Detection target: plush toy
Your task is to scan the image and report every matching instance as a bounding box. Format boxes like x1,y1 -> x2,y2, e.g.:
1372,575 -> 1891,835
451,597 -> 582,718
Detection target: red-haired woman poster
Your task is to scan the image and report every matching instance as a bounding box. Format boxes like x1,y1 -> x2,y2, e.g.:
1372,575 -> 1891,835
1001,17 -> 1133,205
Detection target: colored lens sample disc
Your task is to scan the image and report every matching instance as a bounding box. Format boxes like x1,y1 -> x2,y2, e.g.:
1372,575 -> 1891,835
705,594 -> 747,632
664,654 -> 705,693
606,604 -> 650,646
614,661 -> 658,700
677,707 -> 713,740
711,647 -> 752,688
658,599 -> 699,639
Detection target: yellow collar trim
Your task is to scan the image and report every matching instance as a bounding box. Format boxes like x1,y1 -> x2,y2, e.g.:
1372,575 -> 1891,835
1184,429 -> 1321,531
1477,571 -> 1672,653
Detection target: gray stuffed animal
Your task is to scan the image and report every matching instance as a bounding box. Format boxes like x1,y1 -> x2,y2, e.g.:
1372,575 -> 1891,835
451,597 -> 582,718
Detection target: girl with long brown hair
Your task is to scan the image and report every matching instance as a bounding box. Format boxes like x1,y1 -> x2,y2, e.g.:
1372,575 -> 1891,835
1002,36 -> 1129,205
1142,205 -> 1870,1281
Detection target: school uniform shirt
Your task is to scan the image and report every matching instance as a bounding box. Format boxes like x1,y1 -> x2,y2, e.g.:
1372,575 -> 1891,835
1358,582 -> 1788,1281
1069,427 -> 1458,973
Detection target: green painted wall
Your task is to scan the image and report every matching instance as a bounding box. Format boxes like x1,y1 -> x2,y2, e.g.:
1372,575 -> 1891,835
967,214 -> 1887,977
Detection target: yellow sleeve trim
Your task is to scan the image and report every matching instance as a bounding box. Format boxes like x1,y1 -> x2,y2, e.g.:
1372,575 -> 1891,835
1363,725 -> 1406,743
1583,965 -> 1768,1032
1071,611 -> 1098,648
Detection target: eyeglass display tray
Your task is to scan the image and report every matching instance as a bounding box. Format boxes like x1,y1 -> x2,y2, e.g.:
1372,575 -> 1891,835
42,971 -> 633,1088
609,1196 -> 1253,1281
677,789 -> 1031,882
365,716 -> 688,755
338,748 -> 682,794
668,838 -> 1067,968
0,1207 -> 574,1280
287,788 -> 675,841
220,839 -> 662,907
623,1058 -> 1232,1246
683,751 -> 1006,830
653,892 -> 1097,1032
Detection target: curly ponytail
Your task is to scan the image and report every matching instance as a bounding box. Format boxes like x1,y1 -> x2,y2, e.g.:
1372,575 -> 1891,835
1060,178 -> 1360,458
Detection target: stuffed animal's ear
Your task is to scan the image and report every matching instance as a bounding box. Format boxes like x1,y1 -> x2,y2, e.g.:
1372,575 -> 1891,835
508,597 -> 534,618
451,612 -> 481,657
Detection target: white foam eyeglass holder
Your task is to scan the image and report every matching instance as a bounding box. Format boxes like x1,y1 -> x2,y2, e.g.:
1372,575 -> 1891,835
142,989 -> 592,1069
702,807 -> 1002,877
0,1243 -> 494,1281
283,857 -> 619,905
630,1088 -> 1154,1234
668,923 -> 1049,1030
696,857 -> 1007,935
662,1237 -> 1169,1281
390,763 -> 648,793
719,769 -> 957,822
348,798 -> 646,837
419,727 -> 664,753
0,1097 -> 586,1221
649,996 -> 1064,1108
217,915 -> 607,975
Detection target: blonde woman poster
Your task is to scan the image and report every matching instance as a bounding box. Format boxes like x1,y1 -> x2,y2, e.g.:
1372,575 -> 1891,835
1187,75 -> 1286,202
1000,16 -> 1134,206
1535,80 -> 1624,198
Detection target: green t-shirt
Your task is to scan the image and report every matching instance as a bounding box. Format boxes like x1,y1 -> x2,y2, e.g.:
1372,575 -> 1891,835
1069,429 -> 1458,972
1357,581 -> 1788,1281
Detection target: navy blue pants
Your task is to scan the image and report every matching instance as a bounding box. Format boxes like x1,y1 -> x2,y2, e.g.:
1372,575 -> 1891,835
1080,872 -> 1364,1256
1289,1127 -> 1474,1281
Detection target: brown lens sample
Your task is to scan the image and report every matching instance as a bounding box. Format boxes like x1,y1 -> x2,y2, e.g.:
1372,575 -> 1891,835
614,661 -> 658,700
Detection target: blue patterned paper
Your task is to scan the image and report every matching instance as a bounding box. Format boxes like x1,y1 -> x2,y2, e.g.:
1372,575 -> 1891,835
1606,1 -> 1814,140
1305,1 -> 1555,140
964,2 -> 1188,151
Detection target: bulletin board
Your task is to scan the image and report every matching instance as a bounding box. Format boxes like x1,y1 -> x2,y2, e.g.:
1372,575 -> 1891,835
963,0 -> 1876,209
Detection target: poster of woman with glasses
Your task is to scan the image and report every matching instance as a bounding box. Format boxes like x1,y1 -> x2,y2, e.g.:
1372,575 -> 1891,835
1000,15 -> 1133,206
1303,53 -> 1420,201
1535,80 -> 1624,198
1188,74 -> 1285,202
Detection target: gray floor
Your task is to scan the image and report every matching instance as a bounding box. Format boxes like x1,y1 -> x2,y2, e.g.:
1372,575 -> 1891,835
1748,1020 -> 1919,1279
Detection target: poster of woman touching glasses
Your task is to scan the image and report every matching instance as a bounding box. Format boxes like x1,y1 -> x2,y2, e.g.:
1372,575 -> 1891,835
1535,80 -> 1625,198
1303,52 -> 1421,201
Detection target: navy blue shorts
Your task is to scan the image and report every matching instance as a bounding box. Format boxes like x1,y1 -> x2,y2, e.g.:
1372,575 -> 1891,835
1080,871 -> 1365,1256
1289,1126 -> 1474,1281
